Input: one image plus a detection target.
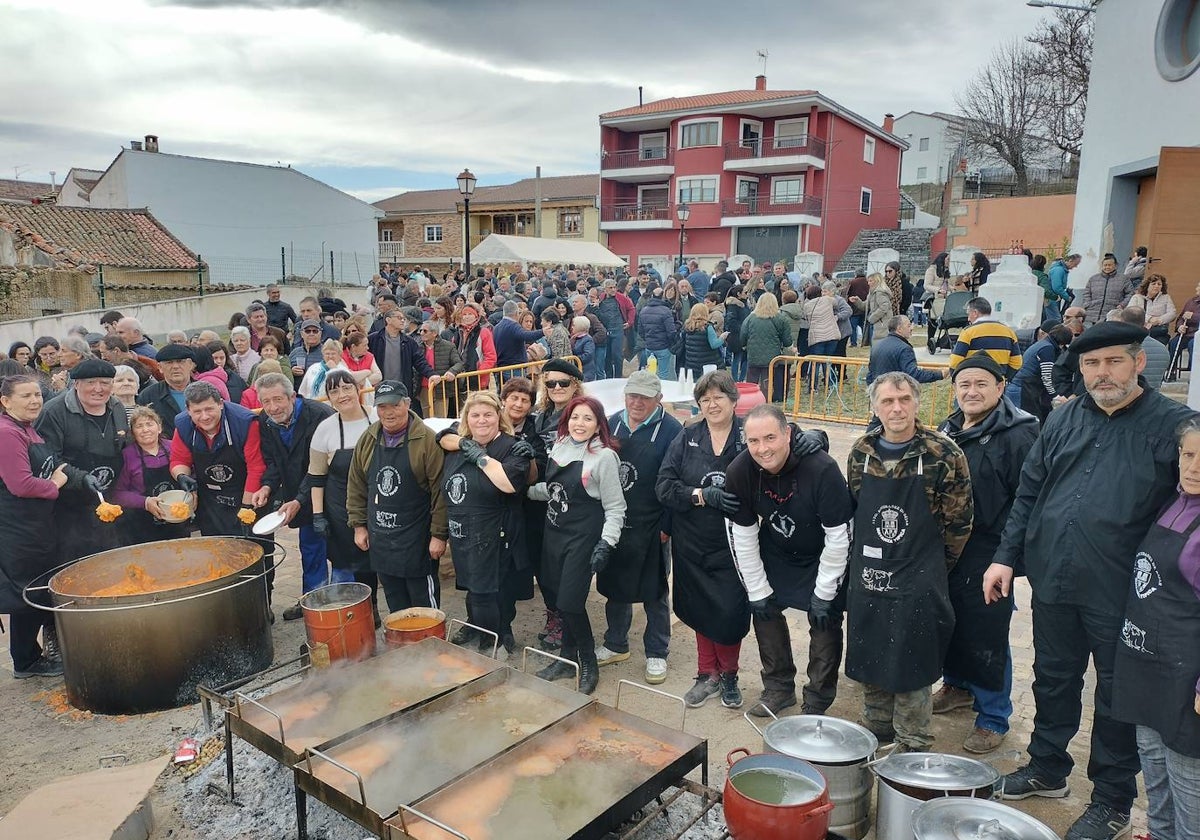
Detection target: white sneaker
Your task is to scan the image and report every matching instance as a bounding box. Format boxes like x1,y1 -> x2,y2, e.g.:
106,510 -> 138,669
595,645 -> 631,666
645,657 -> 668,685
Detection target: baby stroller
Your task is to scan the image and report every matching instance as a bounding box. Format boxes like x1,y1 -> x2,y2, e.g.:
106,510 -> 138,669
926,290 -> 974,354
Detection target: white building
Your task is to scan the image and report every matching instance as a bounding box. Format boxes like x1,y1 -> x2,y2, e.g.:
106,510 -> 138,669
1070,0 -> 1200,286
893,111 -> 971,185
57,136 -> 382,286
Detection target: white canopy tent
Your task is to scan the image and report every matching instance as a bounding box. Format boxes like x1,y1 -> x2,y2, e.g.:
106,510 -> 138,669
469,234 -> 627,268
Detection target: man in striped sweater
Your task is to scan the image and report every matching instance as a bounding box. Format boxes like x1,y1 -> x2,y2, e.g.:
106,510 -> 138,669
948,298 -> 1022,381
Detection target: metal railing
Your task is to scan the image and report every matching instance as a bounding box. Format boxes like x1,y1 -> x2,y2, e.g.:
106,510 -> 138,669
601,147 -> 674,169
766,354 -> 954,427
720,196 -> 823,218
423,356 -> 582,419
600,203 -> 671,223
724,134 -> 827,162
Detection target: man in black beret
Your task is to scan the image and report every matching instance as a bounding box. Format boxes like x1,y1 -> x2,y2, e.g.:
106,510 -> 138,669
35,358 -> 130,567
985,320 -> 1198,839
137,343 -> 195,437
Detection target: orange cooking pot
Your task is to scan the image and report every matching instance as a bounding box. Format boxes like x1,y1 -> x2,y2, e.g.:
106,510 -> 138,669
724,747 -> 834,840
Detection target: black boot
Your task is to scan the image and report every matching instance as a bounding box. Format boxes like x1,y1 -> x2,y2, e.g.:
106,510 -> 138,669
536,646 -> 577,682
42,625 -> 61,664
577,647 -> 599,695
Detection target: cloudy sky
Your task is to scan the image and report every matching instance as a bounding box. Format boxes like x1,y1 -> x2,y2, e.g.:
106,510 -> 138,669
1,0 -> 1056,203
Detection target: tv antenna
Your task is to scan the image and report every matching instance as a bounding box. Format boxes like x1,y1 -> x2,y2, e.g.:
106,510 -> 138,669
756,49 -> 769,75
13,165 -> 30,180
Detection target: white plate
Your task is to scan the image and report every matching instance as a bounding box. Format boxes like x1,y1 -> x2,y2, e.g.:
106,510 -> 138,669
252,509 -> 289,536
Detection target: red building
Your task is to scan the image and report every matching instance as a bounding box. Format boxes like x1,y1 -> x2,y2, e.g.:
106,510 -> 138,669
599,76 -> 906,273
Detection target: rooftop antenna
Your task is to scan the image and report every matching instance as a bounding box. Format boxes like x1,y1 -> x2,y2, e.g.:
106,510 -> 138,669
13,165 -> 29,180
756,49 -> 769,75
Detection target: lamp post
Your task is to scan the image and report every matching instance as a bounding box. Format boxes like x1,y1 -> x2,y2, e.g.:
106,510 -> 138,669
676,203 -> 690,274
457,168 -> 477,280
1025,0 -> 1095,10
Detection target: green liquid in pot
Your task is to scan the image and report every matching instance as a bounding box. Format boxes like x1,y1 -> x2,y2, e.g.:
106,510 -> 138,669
731,768 -> 822,805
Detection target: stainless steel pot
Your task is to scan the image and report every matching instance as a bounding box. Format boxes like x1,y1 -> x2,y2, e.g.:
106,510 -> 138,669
870,752 -> 999,840
746,709 -> 878,839
27,537 -> 281,714
912,798 -> 1059,840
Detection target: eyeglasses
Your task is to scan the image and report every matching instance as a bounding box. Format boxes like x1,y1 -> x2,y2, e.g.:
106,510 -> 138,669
1064,315 -> 1084,321
544,379 -> 575,389
303,328 -> 320,333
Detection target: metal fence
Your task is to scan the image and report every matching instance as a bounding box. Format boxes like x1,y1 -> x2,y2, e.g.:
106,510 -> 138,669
205,247 -> 379,288
423,357 -> 582,419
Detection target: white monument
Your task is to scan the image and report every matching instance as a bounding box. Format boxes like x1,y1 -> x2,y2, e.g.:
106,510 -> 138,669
984,254 -> 1043,331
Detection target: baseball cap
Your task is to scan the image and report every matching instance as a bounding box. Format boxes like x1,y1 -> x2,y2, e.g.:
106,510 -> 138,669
624,370 -> 662,398
374,380 -> 410,405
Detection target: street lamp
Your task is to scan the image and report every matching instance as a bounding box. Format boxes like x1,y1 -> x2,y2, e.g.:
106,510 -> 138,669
1026,0 -> 1095,10
457,167 -> 477,279
676,203 -> 690,273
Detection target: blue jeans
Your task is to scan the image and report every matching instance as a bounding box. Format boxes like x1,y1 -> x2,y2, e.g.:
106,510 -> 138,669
1042,303 -> 1061,323
594,342 -> 607,380
730,350 -> 748,382
807,339 -> 839,390
298,524 -> 352,593
1137,725 -> 1200,839
644,348 -> 674,380
605,333 -> 624,379
1169,334 -> 1194,370
944,651 -> 1014,734
850,313 -> 865,345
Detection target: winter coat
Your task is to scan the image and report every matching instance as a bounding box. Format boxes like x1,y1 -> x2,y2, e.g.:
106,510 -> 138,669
802,296 -> 839,345
740,313 -> 793,367
637,297 -> 678,351
1081,271 -> 1126,325
865,285 -> 893,328
723,298 -> 750,351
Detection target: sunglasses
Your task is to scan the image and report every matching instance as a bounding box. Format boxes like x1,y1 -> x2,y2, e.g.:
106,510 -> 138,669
544,379 -> 575,389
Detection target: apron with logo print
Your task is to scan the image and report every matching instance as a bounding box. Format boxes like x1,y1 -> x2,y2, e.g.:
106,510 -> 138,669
847,456 -> 954,693
122,446 -> 190,545
444,437 -> 515,595
1112,512 -> 1200,758
597,419 -> 667,604
57,411 -> 125,562
192,415 -> 249,537
540,457 -> 604,613
0,431 -> 59,613
366,429 -> 432,579
325,418 -> 370,572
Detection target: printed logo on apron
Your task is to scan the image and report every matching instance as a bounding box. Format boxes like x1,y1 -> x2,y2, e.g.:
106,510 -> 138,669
446,473 -> 468,505
206,464 -> 233,484
1133,552 -> 1162,600
768,510 -> 795,538
375,510 -> 398,529
150,481 -> 175,496
90,465 -> 116,490
448,519 -> 465,539
702,470 -> 725,488
546,481 -> 569,525
872,504 -> 909,544
618,461 -> 639,491
378,466 -> 401,497
861,567 -> 899,593
1121,618 -> 1152,654
38,455 -> 56,480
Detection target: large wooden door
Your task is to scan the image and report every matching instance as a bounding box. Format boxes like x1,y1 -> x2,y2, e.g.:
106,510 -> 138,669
1148,148 -> 1200,288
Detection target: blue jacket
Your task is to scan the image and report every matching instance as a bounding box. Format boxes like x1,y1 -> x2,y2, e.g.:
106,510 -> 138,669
174,400 -> 257,456
1048,259 -> 1071,298
492,317 -> 545,368
867,332 -> 944,385
572,333 -> 597,381
636,297 -> 678,351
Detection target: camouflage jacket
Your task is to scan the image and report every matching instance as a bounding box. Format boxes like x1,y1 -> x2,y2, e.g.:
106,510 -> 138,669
846,421 -> 974,568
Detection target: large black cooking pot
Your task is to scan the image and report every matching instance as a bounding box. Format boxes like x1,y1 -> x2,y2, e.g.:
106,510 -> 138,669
29,537 -> 278,714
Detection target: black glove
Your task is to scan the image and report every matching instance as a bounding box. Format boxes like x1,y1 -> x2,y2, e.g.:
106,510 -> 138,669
701,486 -> 740,515
176,473 -> 198,493
311,512 -> 329,537
83,473 -> 104,495
459,437 -> 487,466
808,595 -> 839,633
794,428 -> 829,458
590,540 -> 613,574
748,597 -> 782,622
510,439 -> 536,459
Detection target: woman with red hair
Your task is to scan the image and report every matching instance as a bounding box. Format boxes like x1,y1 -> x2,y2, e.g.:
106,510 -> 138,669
527,395 -> 626,694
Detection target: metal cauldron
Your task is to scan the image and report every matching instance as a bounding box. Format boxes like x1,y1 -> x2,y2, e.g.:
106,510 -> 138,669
26,536 -> 281,714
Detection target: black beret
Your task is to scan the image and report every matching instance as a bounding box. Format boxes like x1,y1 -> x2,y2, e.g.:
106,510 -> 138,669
1039,319 -> 1062,334
71,358 -> 116,380
156,343 -> 195,363
1071,321 -> 1148,355
542,358 -> 583,381
951,353 -> 1006,382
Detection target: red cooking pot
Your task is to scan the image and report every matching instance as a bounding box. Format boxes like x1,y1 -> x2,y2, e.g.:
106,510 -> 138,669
724,747 -> 835,840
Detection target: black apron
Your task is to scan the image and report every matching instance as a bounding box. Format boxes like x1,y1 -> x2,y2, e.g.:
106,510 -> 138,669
847,456 -> 954,693
597,418 -> 668,604
754,469 -> 835,611
57,411 -> 125,563
444,439 -> 512,595
1112,511 -> 1200,758
669,422 -> 751,645
366,428 -> 433,579
121,445 -> 190,545
0,427 -> 59,613
192,416 -> 249,537
943,535 -> 1013,691
540,457 -> 604,613
325,418 -> 370,572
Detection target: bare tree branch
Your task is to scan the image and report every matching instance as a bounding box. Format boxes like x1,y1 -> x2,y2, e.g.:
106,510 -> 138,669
1026,8 -> 1094,160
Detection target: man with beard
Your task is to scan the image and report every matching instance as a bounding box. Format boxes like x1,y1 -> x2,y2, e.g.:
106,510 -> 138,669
984,321 -> 1197,840
723,405 -> 851,716
936,355 -> 1039,754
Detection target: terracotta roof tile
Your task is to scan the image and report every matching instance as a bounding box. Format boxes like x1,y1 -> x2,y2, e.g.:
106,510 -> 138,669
0,179 -> 57,203
375,173 -> 598,214
0,204 -> 199,270
601,89 -> 816,119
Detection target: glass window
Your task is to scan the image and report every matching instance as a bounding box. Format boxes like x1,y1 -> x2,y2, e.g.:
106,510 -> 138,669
916,166 -> 928,179
558,211 -> 582,235
424,225 -> 443,243
677,177 -> 717,203
774,118 -> 809,148
680,121 -> 719,148
863,136 -> 876,164
640,134 -> 667,160
859,188 -> 872,215
381,229 -> 393,242
772,178 -> 803,204
1156,0 -> 1200,81
918,137 -> 930,152
639,186 -> 669,207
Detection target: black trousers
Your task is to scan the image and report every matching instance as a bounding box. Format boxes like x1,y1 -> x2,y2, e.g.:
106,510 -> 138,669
1027,599 -> 1139,812
753,611 -> 842,711
7,609 -> 50,672
377,571 -> 441,614
560,609 -> 594,658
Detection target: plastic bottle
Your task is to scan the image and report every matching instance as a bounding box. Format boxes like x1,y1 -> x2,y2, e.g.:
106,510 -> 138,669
647,355 -> 658,375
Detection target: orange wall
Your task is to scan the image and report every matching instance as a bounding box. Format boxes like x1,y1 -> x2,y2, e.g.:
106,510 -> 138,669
956,193 -> 1075,253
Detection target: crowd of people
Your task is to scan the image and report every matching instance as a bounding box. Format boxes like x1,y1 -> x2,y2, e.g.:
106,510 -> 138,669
1,254 -> 1198,840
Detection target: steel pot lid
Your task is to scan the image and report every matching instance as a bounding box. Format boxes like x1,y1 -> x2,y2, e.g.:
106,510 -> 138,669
763,714 -> 878,763
912,798 -> 1058,840
872,752 -> 999,790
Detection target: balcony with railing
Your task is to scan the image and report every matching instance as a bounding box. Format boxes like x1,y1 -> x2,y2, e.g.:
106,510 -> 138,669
723,135 -> 827,173
379,240 -> 405,260
598,202 -> 673,230
600,147 -> 675,182
720,196 -> 823,226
